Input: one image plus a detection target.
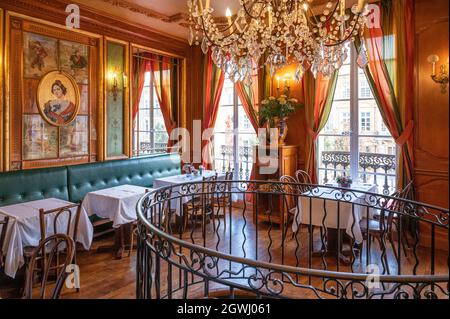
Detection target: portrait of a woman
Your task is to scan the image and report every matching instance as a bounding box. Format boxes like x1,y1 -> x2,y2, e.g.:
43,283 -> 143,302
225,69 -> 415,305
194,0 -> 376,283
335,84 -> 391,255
42,80 -> 77,125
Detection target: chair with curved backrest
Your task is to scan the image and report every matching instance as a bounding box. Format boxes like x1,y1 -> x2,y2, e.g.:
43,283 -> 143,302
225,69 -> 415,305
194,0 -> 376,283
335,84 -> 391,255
0,216 -> 9,269
279,175 -> 319,240
359,180 -> 415,271
212,169 -> 234,231
24,233 -> 74,299
183,174 -> 218,232
295,170 -> 312,191
23,203 -> 81,292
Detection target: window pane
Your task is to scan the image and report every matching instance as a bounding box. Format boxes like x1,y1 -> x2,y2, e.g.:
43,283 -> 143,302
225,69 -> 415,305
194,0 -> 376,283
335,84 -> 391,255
358,70 -> 373,99
334,74 -> 350,100
322,101 -> 350,135
358,136 -> 397,193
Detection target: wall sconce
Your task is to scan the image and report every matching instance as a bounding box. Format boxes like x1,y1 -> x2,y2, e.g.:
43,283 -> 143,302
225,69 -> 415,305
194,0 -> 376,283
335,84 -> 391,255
107,68 -> 128,101
108,68 -> 119,101
276,74 -> 293,96
427,55 -> 449,94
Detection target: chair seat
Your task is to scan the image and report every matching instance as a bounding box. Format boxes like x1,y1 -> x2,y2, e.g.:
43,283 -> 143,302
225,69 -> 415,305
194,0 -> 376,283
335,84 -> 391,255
23,246 -> 38,258
359,218 -> 389,233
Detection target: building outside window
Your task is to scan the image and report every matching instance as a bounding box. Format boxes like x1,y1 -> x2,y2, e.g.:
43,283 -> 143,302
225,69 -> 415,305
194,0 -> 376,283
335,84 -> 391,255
360,112 -> 371,132
133,72 -> 169,156
213,78 -> 257,180
317,44 -> 397,194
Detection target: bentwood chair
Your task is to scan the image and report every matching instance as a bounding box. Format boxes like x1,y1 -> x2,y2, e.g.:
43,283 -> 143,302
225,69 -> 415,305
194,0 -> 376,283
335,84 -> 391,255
280,173 -> 323,241
23,203 -> 81,292
212,169 -> 234,231
0,216 -> 9,270
358,180 -> 415,273
295,170 -> 313,192
183,174 -> 218,232
24,234 -> 75,299
129,188 -> 173,256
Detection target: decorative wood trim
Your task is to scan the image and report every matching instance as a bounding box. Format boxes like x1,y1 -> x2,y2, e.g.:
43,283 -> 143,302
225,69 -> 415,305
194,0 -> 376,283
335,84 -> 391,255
0,0 -> 189,57
0,8 -> 4,172
3,12 -> 10,171
97,36 -> 105,162
100,0 -> 189,24
104,37 -> 130,160
415,168 -> 449,179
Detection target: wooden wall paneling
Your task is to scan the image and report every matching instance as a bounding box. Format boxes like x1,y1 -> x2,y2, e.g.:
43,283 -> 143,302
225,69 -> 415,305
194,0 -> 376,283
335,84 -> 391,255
104,37 -> 129,160
0,8 -> 4,172
97,37 -> 104,162
8,16 -> 23,170
414,0 -> 449,249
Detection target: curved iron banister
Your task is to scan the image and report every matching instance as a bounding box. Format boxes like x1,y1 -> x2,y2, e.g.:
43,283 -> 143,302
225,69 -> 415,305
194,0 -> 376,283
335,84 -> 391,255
136,180 -> 449,299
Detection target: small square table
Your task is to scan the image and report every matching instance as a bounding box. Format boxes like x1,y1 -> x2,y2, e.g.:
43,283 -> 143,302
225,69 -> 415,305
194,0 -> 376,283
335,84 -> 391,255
81,184 -> 152,258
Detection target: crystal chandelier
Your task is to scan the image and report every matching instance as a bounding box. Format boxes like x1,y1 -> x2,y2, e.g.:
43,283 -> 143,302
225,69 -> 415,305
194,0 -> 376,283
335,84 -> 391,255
187,0 -> 370,83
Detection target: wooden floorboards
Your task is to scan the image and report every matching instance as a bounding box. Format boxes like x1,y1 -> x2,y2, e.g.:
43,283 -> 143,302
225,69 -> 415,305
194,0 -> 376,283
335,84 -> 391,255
1,210 -> 448,299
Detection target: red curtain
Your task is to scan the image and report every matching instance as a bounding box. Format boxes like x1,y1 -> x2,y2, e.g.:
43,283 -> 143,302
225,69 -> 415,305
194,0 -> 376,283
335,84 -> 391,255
149,55 -> 177,149
360,1 -> 415,189
303,71 -> 339,184
131,56 -> 150,128
202,50 -> 225,169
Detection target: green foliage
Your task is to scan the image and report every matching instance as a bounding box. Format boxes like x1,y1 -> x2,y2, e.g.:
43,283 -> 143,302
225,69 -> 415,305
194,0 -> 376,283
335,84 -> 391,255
258,95 -> 302,127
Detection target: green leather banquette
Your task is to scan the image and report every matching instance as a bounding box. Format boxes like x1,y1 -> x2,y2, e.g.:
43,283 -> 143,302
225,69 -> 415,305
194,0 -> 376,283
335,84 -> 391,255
0,166 -> 69,207
0,153 -> 181,207
67,153 -> 181,203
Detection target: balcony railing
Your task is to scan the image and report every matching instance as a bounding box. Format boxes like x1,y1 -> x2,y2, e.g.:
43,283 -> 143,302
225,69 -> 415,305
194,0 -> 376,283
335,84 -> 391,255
138,142 -> 168,155
320,151 -> 396,194
215,145 -> 253,180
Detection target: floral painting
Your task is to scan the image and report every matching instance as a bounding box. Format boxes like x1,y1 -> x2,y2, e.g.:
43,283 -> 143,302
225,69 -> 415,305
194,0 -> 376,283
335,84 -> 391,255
37,71 -> 80,126
23,115 -> 58,160
59,116 -> 89,157
23,32 -> 58,78
59,40 -> 89,84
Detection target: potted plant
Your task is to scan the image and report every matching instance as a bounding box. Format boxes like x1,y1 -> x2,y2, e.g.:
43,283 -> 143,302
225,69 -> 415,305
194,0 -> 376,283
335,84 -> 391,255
258,95 -> 301,145
336,175 -> 353,188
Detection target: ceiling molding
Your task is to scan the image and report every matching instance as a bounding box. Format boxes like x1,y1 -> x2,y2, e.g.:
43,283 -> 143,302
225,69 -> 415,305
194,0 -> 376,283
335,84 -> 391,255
101,0 -> 190,27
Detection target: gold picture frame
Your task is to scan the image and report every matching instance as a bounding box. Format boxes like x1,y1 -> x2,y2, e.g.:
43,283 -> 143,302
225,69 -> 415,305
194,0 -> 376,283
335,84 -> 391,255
36,70 -> 80,127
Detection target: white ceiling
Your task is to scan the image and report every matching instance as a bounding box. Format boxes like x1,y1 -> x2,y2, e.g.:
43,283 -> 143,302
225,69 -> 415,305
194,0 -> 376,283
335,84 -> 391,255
74,0 -> 359,41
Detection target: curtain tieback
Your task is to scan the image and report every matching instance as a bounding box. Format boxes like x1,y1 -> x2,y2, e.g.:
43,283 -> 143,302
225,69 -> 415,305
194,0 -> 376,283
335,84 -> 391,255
395,121 -> 414,146
307,126 -> 319,141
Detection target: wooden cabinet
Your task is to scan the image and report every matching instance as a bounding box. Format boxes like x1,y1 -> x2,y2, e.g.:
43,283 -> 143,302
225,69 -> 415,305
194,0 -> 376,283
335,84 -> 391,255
253,145 -> 298,225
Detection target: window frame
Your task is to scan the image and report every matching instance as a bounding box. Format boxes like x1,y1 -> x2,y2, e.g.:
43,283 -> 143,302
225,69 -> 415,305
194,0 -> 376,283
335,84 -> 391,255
133,72 -> 169,157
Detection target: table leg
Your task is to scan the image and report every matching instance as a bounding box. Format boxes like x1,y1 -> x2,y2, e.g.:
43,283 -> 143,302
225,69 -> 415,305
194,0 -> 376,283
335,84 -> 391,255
312,228 -> 353,265
96,223 -> 133,259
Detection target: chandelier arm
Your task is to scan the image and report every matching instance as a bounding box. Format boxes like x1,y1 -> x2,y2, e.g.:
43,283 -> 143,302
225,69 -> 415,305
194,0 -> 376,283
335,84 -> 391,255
242,0 -> 268,20
305,2 -> 340,28
199,14 -> 246,48
324,13 -> 362,47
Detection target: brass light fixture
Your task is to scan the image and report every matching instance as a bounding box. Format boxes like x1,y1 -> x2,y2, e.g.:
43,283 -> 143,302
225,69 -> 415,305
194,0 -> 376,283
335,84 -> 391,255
427,54 -> 449,94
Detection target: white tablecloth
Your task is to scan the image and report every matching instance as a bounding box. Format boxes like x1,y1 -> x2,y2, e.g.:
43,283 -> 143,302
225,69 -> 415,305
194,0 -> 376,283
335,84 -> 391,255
152,171 -> 226,216
0,198 -> 93,278
291,184 -> 378,243
81,184 -> 152,228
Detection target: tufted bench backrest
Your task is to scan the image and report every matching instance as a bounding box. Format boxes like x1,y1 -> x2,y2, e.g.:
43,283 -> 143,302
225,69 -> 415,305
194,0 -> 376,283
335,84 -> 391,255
0,167 -> 69,206
67,153 -> 181,203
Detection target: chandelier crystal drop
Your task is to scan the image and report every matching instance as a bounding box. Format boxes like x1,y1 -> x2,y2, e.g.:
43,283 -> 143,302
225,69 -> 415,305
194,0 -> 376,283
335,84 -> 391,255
188,0 -> 370,83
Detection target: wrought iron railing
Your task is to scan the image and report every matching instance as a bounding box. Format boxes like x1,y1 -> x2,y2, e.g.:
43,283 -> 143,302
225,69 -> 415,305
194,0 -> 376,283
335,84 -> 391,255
320,151 -> 396,193
138,142 -> 168,155
136,181 -> 449,299
215,145 -> 253,180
